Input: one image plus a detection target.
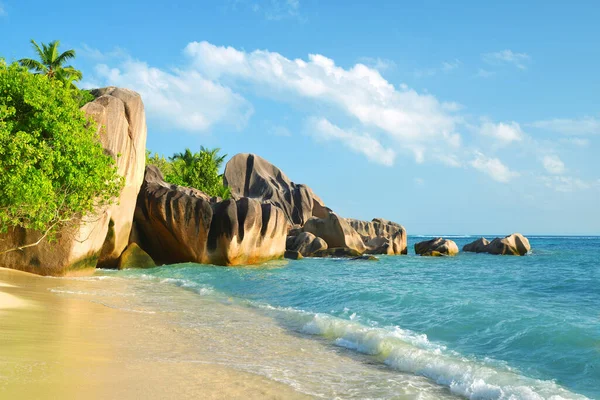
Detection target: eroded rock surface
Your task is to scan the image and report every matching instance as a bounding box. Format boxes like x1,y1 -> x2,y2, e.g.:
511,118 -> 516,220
132,166 -> 288,266
462,238 -> 490,253
414,238 -> 459,257
463,234 -> 530,256
286,232 -> 328,257
303,212 -> 366,253
346,218 -> 407,255
223,153 -> 327,225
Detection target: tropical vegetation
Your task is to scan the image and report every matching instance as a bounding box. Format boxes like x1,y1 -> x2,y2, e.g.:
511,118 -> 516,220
18,40 -> 83,88
0,60 -> 122,252
146,147 -> 230,199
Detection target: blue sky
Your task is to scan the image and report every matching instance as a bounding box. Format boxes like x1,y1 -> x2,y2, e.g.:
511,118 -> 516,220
2,0 -> 599,234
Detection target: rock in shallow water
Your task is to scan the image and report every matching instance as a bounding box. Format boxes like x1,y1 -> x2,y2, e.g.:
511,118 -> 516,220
117,243 -> 156,269
303,212 -> 366,253
286,232 -> 328,257
346,218 -> 407,255
132,166 -> 288,266
415,238 -> 459,257
463,234 -> 530,256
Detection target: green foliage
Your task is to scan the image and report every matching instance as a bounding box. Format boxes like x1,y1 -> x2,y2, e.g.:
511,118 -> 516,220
146,147 -> 230,199
0,61 -> 123,241
145,150 -> 173,177
76,89 -> 96,108
19,40 -> 83,89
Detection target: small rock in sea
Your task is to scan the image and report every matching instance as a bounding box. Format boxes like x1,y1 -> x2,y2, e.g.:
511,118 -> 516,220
414,238 -> 459,257
284,250 -> 303,260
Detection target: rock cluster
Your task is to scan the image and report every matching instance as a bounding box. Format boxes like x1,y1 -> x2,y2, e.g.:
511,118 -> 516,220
346,218 -> 407,255
130,166 -> 288,266
463,234 -> 530,256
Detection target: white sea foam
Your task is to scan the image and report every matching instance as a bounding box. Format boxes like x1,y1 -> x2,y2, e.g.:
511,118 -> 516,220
249,304 -> 587,400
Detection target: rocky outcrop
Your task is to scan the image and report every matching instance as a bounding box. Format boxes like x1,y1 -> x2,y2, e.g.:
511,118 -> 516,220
117,243 -> 156,269
223,154 -> 327,226
487,234 -> 531,256
286,232 -> 328,257
463,234 -> 530,256
312,247 -> 362,258
0,87 -> 147,276
414,238 -> 459,257
346,218 -> 407,255
462,238 -> 490,253
303,212 -> 366,253
131,166 -> 288,266
284,250 -> 303,260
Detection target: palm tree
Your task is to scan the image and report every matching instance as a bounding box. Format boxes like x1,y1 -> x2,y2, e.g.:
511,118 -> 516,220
18,40 -> 83,88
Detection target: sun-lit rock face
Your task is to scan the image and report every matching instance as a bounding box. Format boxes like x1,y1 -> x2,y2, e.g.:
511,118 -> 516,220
0,87 -> 147,276
345,218 -> 407,255
303,212 -> 367,254
131,166 -> 288,266
223,153 -> 328,226
414,238 -> 459,257
463,234 -> 530,256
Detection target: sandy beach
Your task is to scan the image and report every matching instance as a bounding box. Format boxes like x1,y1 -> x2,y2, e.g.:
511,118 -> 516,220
0,268 -> 310,400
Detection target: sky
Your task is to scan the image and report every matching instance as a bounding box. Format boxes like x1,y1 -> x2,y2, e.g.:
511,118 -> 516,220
1,0 -> 599,235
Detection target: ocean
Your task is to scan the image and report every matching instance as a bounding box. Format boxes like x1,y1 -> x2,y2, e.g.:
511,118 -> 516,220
55,236 -> 599,399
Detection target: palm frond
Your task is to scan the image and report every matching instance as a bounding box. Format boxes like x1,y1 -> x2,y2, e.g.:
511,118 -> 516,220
29,40 -> 45,63
48,40 -> 60,66
55,49 -> 76,67
18,58 -> 47,73
62,66 -> 83,81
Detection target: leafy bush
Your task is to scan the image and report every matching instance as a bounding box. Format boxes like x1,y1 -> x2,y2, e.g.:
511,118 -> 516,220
0,61 -> 123,245
146,147 -> 230,199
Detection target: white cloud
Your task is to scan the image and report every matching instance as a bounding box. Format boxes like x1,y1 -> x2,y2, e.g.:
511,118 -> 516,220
560,137 -> 589,147
185,41 -> 461,163
442,59 -> 461,72
415,59 -> 461,77
528,116 -> 600,135
483,50 -> 531,70
268,124 -> 292,137
542,155 -> 566,175
308,118 -> 396,166
479,120 -> 524,144
234,0 -> 301,20
476,68 -> 495,78
541,176 -> 593,192
358,57 -> 396,72
94,60 -> 253,132
470,151 -> 519,183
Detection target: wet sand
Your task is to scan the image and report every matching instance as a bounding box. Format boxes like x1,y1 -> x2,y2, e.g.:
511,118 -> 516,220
0,268 -> 310,399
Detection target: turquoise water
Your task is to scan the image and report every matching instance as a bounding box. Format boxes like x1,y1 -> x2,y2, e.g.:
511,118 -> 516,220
113,236 -> 599,399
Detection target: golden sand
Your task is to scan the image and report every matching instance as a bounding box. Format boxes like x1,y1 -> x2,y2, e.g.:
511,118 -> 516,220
0,268 -> 310,399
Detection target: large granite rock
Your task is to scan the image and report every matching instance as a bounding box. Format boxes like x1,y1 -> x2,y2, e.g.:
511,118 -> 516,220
346,218 -> 407,255
303,212 -> 366,253
132,166 -> 288,266
462,238 -> 490,253
487,234 -> 531,256
414,238 -> 459,257
117,243 -> 156,270
223,153 -> 327,226
0,87 -> 147,276
463,234 -> 530,256
286,232 -> 328,257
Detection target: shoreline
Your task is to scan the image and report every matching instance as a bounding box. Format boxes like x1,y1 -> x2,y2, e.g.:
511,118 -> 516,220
0,267 -> 311,400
